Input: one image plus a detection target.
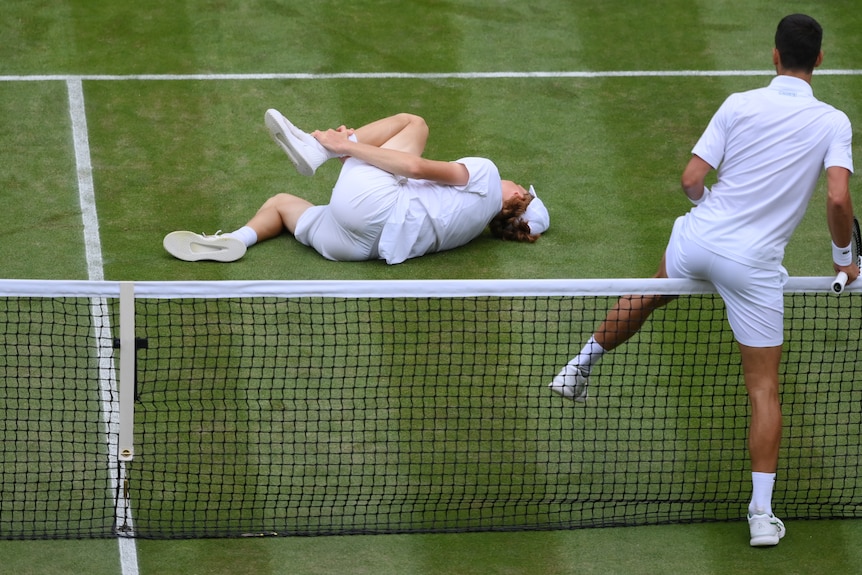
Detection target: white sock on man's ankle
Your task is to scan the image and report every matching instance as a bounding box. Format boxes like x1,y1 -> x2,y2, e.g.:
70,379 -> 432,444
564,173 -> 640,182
570,336 -> 606,374
317,132 -> 357,161
749,472 -> 775,516
228,226 -> 258,248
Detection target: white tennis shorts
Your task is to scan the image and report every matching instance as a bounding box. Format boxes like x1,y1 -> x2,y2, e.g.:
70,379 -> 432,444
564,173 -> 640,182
294,158 -> 401,261
665,217 -> 788,347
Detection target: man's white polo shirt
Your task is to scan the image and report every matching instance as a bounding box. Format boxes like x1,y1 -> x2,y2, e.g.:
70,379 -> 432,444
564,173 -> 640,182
681,75 -> 853,269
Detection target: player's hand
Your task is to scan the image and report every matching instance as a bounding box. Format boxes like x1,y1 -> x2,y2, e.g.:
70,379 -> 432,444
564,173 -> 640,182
312,126 -> 355,155
834,261 -> 860,285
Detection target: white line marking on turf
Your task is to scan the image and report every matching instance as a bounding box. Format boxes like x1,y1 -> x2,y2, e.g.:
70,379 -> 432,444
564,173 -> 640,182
4,69 -> 862,82
68,78 -> 103,282
67,78 -> 140,575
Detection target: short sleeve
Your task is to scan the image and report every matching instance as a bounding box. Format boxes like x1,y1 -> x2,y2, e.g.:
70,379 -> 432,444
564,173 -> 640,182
691,95 -> 736,169
824,112 -> 854,173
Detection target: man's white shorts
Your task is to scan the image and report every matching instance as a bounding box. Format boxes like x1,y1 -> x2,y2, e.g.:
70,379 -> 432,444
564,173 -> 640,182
665,217 -> 788,347
294,158 -> 401,261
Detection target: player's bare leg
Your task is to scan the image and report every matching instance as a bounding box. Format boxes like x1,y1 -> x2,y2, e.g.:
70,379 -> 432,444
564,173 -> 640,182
594,253 -> 676,350
245,193 -> 314,240
593,293 -> 676,350
352,113 -> 429,156
741,342 -> 784,546
739,344 -> 782,473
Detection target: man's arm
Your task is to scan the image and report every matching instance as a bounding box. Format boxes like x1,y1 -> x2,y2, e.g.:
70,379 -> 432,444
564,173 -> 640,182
313,128 -> 470,186
680,155 -> 714,204
825,166 -> 859,281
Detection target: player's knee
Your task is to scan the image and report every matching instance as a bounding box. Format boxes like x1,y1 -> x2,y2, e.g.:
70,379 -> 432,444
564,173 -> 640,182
401,113 -> 428,134
266,193 -> 298,207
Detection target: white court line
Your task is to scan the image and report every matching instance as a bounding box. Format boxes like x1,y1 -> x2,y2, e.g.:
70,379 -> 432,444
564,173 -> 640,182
67,78 -> 140,575
3,69 -> 862,82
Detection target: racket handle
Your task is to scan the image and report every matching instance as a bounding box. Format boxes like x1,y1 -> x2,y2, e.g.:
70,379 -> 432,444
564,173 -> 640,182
832,271 -> 849,294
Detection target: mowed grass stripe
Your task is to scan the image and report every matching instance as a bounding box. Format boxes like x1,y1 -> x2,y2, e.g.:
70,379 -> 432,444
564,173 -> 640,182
0,82 -> 85,280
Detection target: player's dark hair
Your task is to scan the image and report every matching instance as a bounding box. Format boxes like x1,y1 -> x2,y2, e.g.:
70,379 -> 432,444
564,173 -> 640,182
490,195 -> 539,243
775,14 -> 822,73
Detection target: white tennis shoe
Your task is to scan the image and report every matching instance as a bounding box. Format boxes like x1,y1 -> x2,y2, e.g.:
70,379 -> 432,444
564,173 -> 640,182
548,364 -> 590,402
163,231 -> 246,262
264,108 -> 330,176
748,513 -> 786,547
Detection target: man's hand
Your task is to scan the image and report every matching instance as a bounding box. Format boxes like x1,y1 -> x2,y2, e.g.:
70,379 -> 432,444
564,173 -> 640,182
833,261 -> 860,285
311,126 -> 355,155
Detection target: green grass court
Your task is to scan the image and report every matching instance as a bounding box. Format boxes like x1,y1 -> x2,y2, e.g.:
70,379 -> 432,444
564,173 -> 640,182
2,1 -> 862,574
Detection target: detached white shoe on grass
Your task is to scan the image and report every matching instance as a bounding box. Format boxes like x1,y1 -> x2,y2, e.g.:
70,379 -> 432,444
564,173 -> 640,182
748,513 -> 785,547
163,231 -> 246,263
264,108 -> 329,176
548,365 -> 590,402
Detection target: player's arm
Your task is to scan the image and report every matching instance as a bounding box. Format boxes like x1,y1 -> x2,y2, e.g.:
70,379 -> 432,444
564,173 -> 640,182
825,166 -> 858,281
680,155 -> 714,204
348,144 -> 469,185
312,128 -> 470,186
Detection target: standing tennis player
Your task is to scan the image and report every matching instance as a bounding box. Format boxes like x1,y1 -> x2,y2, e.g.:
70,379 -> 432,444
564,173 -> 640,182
550,14 -> 855,546
164,111 -> 549,264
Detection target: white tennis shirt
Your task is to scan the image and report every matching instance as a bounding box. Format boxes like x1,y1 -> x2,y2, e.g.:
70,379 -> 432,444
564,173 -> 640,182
378,157 -> 503,265
681,75 -> 854,269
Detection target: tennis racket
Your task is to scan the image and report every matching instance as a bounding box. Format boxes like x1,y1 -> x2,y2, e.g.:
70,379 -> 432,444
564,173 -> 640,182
831,217 -> 861,294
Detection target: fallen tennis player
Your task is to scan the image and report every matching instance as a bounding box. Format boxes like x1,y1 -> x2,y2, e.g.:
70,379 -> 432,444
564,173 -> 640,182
164,110 -> 549,264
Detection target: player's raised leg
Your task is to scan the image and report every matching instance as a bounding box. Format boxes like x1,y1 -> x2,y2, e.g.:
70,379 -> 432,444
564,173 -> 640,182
551,254 -> 676,401
264,109 -> 338,176
352,113 -> 429,156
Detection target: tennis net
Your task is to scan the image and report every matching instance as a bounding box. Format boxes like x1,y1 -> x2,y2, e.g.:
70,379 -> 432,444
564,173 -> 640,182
1,278 -> 860,539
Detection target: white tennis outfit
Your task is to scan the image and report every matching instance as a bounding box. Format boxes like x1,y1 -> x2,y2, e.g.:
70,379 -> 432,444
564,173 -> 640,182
294,156 -> 503,265
665,75 -> 854,346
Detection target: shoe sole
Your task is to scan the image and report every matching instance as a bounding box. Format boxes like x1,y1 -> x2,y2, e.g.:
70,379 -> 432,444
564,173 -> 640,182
748,516 -> 786,547
264,109 -> 315,176
163,231 -> 246,263
749,534 -> 781,546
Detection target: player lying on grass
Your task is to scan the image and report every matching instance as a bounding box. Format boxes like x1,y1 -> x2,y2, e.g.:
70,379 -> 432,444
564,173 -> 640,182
550,13 -> 856,547
164,110 -> 549,264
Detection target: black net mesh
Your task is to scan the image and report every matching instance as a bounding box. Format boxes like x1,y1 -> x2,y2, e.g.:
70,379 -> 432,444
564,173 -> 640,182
1,285 -> 860,539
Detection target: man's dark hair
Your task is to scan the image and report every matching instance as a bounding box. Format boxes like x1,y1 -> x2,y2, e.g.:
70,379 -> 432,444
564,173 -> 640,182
775,14 -> 823,73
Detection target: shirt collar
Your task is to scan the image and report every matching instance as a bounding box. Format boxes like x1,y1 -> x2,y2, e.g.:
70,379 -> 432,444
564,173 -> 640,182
768,75 -> 813,97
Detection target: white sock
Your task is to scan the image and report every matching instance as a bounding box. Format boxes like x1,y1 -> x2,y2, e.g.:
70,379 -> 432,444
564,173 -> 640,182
228,226 -> 258,248
570,336 -> 606,374
316,132 -> 357,161
749,472 -> 776,516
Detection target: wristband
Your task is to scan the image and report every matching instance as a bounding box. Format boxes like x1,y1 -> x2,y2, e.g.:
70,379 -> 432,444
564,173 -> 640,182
832,240 -> 852,266
689,185 -> 710,206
